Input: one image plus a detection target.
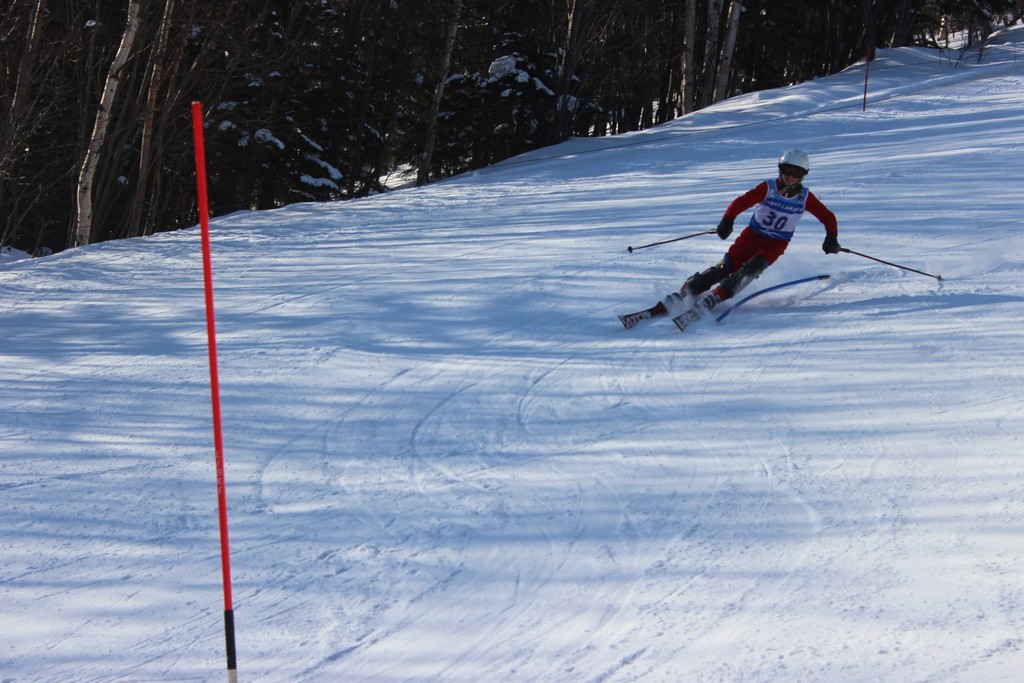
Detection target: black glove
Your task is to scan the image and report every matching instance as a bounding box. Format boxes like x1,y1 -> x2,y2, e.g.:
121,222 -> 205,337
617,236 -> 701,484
822,233 -> 841,254
716,216 -> 734,240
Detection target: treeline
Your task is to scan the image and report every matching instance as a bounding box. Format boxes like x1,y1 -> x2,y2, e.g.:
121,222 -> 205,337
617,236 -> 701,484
1,0 -> 1019,254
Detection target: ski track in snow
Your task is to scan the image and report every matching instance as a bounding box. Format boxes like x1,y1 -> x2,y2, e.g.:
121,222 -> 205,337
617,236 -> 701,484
3,30 -> 1024,681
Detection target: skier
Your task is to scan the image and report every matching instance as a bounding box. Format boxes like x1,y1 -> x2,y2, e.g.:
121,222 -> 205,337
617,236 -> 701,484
627,149 -> 840,328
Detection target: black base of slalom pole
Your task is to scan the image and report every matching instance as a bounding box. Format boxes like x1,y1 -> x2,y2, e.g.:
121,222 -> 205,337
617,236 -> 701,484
224,609 -> 237,682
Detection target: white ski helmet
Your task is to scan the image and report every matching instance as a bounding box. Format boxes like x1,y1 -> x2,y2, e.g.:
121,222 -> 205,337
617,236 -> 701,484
778,148 -> 810,174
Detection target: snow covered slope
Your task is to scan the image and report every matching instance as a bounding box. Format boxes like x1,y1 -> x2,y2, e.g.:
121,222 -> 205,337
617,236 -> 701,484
2,26 -> 1023,682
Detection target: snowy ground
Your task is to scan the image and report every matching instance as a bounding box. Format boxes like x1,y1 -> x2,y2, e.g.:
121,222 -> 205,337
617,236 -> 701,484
2,27 -> 1024,682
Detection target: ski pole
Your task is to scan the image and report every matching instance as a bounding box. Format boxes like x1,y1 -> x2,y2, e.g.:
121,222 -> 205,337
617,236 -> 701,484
627,230 -> 715,253
840,247 -> 942,281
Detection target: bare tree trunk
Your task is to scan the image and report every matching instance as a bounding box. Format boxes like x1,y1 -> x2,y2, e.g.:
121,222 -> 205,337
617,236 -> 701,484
680,0 -> 697,114
129,0 -> 175,237
2,0 -> 46,138
890,0 -> 924,47
144,0 -> 200,231
74,0 -> 141,248
713,0 -> 742,103
862,0 -> 877,61
699,0 -> 723,109
553,0 -> 591,142
418,0 -> 462,186
0,0 -> 48,248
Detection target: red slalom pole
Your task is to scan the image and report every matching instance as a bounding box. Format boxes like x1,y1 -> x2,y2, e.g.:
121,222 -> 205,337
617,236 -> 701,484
191,101 -> 238,683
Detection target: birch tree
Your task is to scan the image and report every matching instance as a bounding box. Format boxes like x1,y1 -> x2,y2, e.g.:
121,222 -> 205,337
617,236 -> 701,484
74,0 -> 140,248
713,0 -> 743,103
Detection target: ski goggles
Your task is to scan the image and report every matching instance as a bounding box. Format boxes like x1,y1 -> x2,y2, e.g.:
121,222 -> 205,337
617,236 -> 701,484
779,164 -> 807,179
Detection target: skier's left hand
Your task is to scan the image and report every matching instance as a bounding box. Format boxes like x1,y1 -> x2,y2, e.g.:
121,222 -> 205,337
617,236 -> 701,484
822,233 -> 841,254
716,216 -> 734,240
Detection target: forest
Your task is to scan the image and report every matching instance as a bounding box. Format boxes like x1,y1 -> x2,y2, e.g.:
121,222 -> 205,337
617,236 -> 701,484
1,0 -> 1020,254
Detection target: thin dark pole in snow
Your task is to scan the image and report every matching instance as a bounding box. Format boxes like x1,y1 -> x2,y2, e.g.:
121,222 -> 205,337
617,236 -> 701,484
840,247 -> 942,281
626,230 -> 716,253
191,101 -> 238,683
863,41 -> 871,111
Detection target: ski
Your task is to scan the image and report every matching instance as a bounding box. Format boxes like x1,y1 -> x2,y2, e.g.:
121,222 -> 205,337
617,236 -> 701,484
672,307 -> 702,331
671,291 -> 720,331
618,305 -> 666,329
622,274 -> 830,332
672,274 -> 831,331
714,274 -> 831,323
619,290 -> 694,329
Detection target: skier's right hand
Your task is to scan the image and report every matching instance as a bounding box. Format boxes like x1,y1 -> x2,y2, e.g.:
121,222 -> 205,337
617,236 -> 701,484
716,216 -> 734,240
